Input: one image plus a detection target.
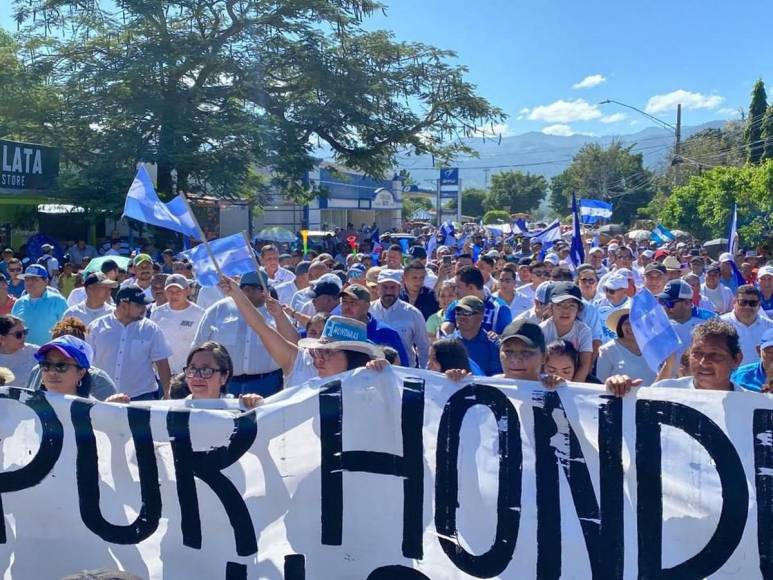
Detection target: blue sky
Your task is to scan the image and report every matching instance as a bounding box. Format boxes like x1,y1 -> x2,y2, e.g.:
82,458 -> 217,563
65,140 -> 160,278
2,1 -> 771,137
366,0 -> 773,136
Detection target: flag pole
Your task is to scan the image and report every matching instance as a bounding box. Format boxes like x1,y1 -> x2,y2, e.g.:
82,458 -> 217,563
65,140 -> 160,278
178,193 -> 224,277
242,231 -> 261,271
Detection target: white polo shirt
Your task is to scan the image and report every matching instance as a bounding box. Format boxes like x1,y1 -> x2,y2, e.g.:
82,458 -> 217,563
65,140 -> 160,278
63,302 -> 115,326
720,312 -> 773,365
193,297 -> 284,376
87,315 -> 172,398
369,298 -> 429,368
151,302 -> 205,374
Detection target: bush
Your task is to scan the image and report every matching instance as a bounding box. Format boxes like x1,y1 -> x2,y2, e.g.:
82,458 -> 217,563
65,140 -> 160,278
482,210 -> 510,225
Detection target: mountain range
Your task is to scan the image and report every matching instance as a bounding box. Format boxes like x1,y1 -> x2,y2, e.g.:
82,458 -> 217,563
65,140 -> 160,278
389,121 -> 727,190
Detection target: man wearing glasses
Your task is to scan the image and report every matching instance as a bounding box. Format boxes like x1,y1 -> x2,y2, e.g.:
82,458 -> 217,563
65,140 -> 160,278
193,271 -> 295,397
721,285 -> 773,365
657,279 -> 705,364
5,258 -> 25,299
596,274 -> 631,342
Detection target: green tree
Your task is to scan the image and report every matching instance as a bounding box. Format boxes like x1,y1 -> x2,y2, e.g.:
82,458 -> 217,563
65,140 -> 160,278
482,210 -> 510,225
550,142 -> 655,224
762,105 -> 773,162
7,0 -> 503,209
746,79 -> 768,164
657,160 -> 773,245
483,171 -> 547,214
402,196 -> 433,220
460,188 -> 488,218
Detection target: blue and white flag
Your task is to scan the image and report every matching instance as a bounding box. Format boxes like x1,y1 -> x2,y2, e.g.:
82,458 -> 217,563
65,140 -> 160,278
439,221 -> 456,247
182,232 -> 256,287
512,219 -> 528,235
579,199 -> 613,224
727,203 -> 739,256
122,166 -> 203,241
529,219 -> 562,244
650,223 -> 675,245
370,228 -> 380,246
630,289 -> 682,372
591,230 -> 600,248
425,233 -> 438,259
570,192 -> 585,267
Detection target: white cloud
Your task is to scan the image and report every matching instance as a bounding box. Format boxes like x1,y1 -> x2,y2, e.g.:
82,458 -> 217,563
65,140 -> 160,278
527,99 -> 603,123
474,123 -> 512,138
573,74 -> 606,89
716,107 -> 741,118
600,113 -> 627,124
645,89 -> 724,114
518,107 -> 530,114
541,124 -> 575,136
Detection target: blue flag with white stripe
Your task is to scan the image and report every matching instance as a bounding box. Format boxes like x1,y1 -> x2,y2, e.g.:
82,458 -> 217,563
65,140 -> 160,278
579,199 -> 613,224
650,223 -> 675,244
570,192 -> 585,266
182,232 -> 256,287
122,166 -> 203,241
727,203 -> 739,256
439,221 -> 456,247
630,289 -> 682,372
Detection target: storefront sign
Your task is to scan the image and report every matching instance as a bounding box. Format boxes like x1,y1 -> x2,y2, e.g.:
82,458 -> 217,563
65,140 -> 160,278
0,139 -> 60,191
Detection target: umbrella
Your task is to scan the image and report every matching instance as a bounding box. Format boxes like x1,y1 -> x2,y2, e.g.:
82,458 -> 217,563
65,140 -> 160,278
599,224 -> 625,235
82,255 -> 132,275
627,229 -> 651,242
671,229 -> 691,239
703,238 -> 728,259
255,227 -> 296,243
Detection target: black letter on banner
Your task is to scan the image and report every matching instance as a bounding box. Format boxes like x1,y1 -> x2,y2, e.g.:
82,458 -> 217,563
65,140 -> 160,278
167,409 -> 258,556
636,399 -> 748,579
319,378 -> 424,559
366,565 -> 431,579
753,409 -> 773,578
71,400 -> 161,543
0,389 -> 63,543
532,391 -> 623,579
283,554 -> 306,580
435,384 -> 521,578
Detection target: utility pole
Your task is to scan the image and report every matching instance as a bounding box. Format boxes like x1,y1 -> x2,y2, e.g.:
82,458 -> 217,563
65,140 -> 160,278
675,103 -> 682,157
484,169 -> 490,189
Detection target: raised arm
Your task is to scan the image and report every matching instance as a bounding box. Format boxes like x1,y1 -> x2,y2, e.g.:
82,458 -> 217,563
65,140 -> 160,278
219,276 -> 299,375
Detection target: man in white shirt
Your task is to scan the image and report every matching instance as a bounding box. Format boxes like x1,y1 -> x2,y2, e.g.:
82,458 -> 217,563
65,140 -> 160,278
511,261 -> 550,318
369,269 -> 429,368
119,253 -> 154,297
87,285 -> 172,400
702,263 -> 734,314
275,261 -> 311,306
259,244 -> 295,285
721,285 -> 773,365
37,244 -> 60,288
588,247 -> 608,277
150,274 -> 204,374
194,270 -> 295,396
62,272 -> 116,325
658,279 -> 705,363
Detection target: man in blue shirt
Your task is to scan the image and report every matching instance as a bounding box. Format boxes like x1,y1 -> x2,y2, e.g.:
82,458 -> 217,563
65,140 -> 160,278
442,266 -> 512,335
11,264 -> 68,345
733,328 -> 773,391
339,283 -> 410,366
454,296 -> 502,376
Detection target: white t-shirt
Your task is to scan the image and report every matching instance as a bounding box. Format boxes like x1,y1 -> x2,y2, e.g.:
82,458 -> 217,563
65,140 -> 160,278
285,348 -> 318,388
596,339 -> 656,384
63,302 -> 115,326
650,376 -> 739,391
151,303 -> 205,374
720,312 -> 773,365
670,316 -> 706,362
0,343 -> 40,386
540,318 -> 593,353
67,286 -> 86,307
196,285 -> 224,310
702,283 -> 734,314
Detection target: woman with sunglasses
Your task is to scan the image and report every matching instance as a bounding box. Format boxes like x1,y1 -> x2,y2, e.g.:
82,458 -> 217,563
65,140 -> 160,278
0,315 -> 38,385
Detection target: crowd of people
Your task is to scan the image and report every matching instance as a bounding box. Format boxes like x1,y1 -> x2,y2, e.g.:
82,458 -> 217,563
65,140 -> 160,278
0,223 -> 772,409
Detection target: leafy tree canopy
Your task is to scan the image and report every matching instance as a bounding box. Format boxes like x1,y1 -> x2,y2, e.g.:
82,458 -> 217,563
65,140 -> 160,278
460,187 -> 487,218
482,210 -> 510,225
5,0 -> 503,211
483,171 -> 547,214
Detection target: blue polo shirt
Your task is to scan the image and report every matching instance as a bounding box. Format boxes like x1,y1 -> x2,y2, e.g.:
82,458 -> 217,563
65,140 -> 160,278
445,295 -> 512,334
732,362 -> 767,392
367,314 -> 410,367
11,289 -> 68,345
460,329 -> 502,377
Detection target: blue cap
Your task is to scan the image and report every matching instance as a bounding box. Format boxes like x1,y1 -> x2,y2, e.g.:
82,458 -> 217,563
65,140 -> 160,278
240,270 -> 269,288
35,335 -> 93,369
19,264 -> 49,280
657,280 -> 693,302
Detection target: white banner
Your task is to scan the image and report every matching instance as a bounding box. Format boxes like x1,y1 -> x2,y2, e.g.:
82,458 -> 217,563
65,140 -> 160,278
1,368 -> 772,579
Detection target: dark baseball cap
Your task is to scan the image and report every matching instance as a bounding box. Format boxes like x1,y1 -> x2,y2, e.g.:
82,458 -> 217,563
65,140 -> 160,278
311,279 -> 342,298
84,272 -> 118,288
645,262 -> 667,275
340,284 -> 371,302
549,281 -> 582,304
408,245 -> 427,260
239,271 -> 268,288
115,285 -> 153,305
456,295 -> 485,314
500,320 -> 546,352
657,279 -> 694,302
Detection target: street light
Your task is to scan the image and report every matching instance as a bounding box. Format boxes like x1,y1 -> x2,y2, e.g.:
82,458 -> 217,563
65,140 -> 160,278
599,99 -> 676,131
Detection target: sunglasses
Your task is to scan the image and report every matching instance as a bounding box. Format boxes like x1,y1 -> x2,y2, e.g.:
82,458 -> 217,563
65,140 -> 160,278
6,329 -> 28,339
40,361 -> 80,374
578,277 -> 597,284
737,299 -> 760,307
659,299 -> 687,309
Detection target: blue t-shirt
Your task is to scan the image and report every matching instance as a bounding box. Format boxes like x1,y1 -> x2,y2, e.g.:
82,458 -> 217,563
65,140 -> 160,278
445,295 -> 512,334
460,329 -> 503,377
732,362 -> 767,392
367,315 -> 410,368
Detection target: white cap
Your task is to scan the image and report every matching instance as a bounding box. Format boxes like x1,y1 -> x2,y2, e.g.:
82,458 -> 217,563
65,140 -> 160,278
641,250 -> 654,258
677,242 -> 687,249
317,272 -> 343,289
662,256 -> 682,270
719,252 -> 733,262
544,253 -> 559,266
603,274 -> 629,291
589,247 -> 604,255
758,265 -> 773,278
614,267 -> 634,280
761,328 -> 773,351
377,269 -> 403,285
608,243 -> 620,251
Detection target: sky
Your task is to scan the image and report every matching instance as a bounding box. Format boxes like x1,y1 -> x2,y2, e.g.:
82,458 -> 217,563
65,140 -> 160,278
365,0 -> 773,137
2,1 -> 772,138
